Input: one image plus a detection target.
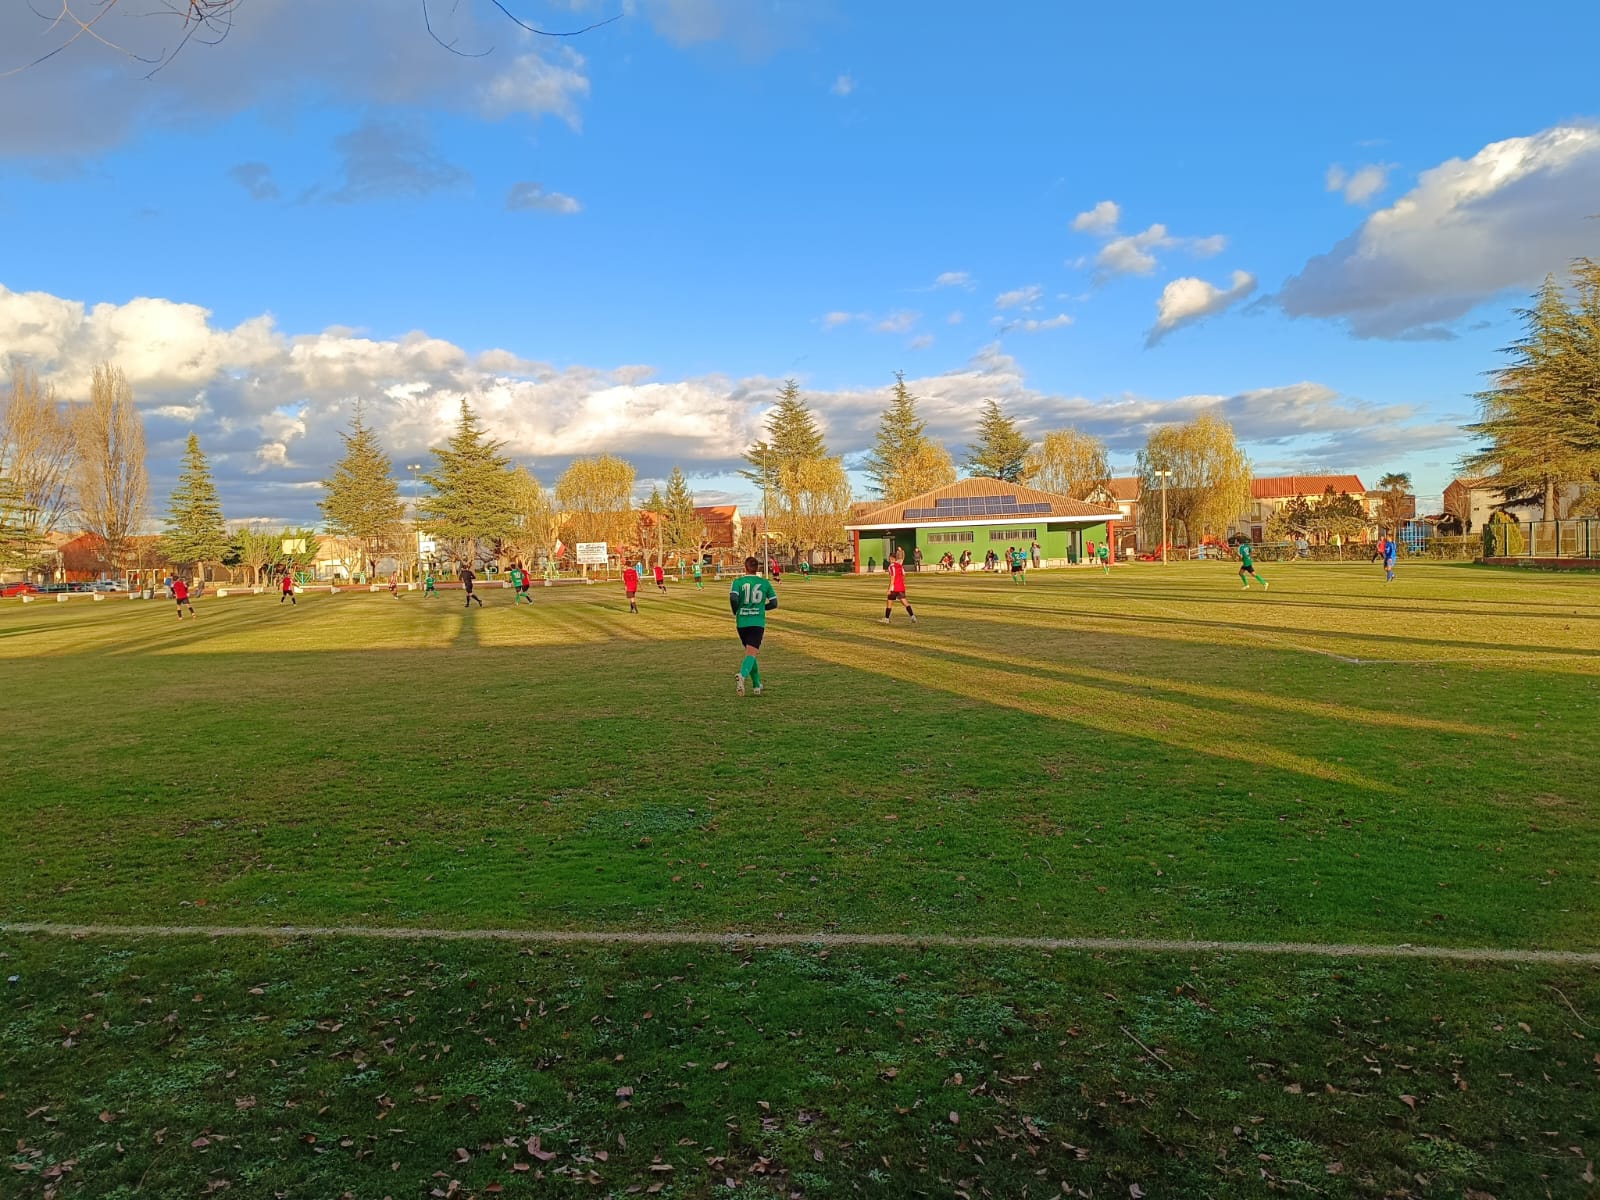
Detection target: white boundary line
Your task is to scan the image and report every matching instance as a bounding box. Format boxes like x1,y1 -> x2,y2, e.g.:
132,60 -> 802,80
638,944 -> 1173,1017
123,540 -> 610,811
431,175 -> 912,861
4,922 -> 1598,966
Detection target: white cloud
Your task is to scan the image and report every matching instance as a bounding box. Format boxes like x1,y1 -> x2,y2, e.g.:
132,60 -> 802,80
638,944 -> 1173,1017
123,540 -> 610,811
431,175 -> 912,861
1281,124 -> 1600,339
873,311 -> 920,334
1071,200 -> 1120,234
994,285 -> 1044,310
0,281 -> 1456,520
1096,224 -> 1176,277
831,74 -> 855,97
1015,314 -> 1073,333
478,49 -> 591,128
506,182 -> 582,214
1325,162 -> 1392,205
1147,270 -> 1258,346
908,334 -> 934,350
947,311 -> 965,325
933,271 -> 972,289
821,311 -> 858,330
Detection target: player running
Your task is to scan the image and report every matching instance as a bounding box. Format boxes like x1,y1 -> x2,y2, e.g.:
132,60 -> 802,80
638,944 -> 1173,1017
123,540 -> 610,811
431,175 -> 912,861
388,571 -> 402,599
1382,536 -> 1398,584
1238,540 -> 1268,590
173,576 -> 196,619
731,555 -> 778,696
623,563 -> 640,613
692,560 -> 704,590
654,562 -> 667,593
882,549 -> 917,624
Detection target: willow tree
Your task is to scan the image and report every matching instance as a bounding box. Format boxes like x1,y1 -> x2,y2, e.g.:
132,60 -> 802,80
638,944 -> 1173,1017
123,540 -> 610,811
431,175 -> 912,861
0,365 -> 75,563
1135,414 -> 1252,546
554,454 -> 635,565
1020,428 -> 1110,499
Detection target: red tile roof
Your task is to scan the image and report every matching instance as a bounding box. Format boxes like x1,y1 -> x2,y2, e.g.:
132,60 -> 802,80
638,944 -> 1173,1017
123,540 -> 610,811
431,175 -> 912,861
1106,476 -> 1140,502
847,477 -> 1120,527
1250,474 -> 1366,500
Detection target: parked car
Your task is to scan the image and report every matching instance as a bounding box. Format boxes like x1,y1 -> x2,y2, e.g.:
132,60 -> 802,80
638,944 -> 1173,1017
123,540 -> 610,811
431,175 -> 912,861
2,581 -> 40,597
91,580 -> 128,592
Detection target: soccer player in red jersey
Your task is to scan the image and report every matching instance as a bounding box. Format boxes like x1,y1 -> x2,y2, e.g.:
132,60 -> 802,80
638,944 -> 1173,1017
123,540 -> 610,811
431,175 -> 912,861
173,576 -> 196,619
654,562 -> 667,592
881,549 -> 917,624
623,563 -> 640,613
280,573 -> 296,605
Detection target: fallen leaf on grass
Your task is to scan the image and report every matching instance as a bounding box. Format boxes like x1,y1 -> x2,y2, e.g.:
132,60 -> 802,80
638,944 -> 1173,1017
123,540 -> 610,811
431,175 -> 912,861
1399,1095 -> 1417,1110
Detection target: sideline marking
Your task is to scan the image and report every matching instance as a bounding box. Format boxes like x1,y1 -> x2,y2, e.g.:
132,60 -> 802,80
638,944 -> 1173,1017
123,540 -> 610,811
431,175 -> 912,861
4,922 -> 1598,966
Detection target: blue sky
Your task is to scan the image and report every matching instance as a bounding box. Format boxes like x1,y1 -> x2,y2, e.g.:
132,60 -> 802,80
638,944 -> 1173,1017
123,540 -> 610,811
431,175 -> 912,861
3,0 -> 1599,522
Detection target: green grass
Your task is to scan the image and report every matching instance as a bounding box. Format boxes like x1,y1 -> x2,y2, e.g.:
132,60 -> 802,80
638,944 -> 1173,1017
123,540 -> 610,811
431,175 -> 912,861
3,564 -> 1598,1196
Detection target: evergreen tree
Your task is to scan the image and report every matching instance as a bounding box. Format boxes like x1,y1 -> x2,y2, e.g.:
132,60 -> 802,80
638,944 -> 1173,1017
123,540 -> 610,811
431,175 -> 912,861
1465,274 -> 1590,519
418,400 -> 516,565
663,466 -> 700,557
161,433 -> 230,576
741,379 -> 828,493
319,402 -> 406,578
0,470 -> 32,570
964,398 -> 1032,482
864,371 -> 955,500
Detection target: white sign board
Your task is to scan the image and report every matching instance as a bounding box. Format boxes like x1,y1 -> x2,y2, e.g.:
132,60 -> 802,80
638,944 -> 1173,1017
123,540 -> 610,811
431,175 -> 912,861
576,542 -> 609,566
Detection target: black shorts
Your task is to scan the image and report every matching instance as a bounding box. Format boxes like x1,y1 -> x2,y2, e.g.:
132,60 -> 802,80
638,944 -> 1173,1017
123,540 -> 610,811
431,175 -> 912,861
738,626 -> 765,650
175,595 -> 188,607
626,589 -> 637,599
887,589 -> 906,601
1240,563 -> 1256,574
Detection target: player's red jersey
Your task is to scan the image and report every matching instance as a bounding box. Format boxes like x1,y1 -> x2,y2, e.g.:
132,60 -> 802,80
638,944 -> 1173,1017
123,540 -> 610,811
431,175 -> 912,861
887,562 -> 906,592
623,567 -> 639,592
654,566 -> 664,582
281,576 -> 293,593
173,579 -> 189,601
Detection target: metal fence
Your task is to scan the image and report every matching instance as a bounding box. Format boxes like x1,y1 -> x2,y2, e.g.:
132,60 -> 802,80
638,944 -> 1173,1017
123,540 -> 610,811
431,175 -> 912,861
1482,519 -> 1600,560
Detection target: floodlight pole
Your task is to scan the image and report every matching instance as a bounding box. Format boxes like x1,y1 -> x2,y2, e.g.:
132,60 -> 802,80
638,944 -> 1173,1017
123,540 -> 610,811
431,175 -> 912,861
407,463 -> 422,581
762,445 -> 771,577
1157,470 -> 1173,564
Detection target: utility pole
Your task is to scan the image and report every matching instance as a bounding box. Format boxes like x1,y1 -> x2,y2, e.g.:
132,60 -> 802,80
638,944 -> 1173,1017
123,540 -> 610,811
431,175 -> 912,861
1157,469 -> 1173,564
406,463 -> 422,581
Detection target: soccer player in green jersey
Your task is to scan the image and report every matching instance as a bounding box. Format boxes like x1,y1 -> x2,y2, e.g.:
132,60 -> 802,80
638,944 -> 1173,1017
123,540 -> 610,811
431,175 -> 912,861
1238,540 -> 1268,589
423,570 -> 438,598
692,560 -> 704,590
730,555 -> 778,697
1098,542 -> 1110,574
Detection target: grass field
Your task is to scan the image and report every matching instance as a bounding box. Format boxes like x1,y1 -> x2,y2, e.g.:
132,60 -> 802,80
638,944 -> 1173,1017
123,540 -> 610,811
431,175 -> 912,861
2,563 -> 1597,1198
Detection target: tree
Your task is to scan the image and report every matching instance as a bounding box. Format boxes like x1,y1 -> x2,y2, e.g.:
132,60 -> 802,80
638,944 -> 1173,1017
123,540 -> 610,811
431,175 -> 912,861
71,363 -> 149,579
226,525 -> 281,586
418,399 -> 515,567
964,399 -> 1032,482
161,433 -> 230,577
320,402 -> 407,579
741,380 -> 827,493
0,364 -> 75,565
503,466 -> 556,565
1307,487 -> 1368,544
1265,495 -> 1314,542
0,471 -> 31,570
663,467 -> 700,560
1020,429 -> 1110,499
779,456 -> 852,560
554,454 -> 635,567
1464,271 -> 1598,519
1135,414 -> 1252,546
863,372 -> 957,500
1374,471 -> 1413,536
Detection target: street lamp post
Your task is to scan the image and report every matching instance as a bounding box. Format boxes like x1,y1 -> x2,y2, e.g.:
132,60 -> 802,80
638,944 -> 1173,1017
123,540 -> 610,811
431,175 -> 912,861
1156,470 -> 1173,564
761,445 -> 771,577
406,463 -> 422,581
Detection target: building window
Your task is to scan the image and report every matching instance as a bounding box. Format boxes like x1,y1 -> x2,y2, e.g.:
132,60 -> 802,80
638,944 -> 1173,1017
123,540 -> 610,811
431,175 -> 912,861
926,531 -> 974,544
987,528 -> 1038,542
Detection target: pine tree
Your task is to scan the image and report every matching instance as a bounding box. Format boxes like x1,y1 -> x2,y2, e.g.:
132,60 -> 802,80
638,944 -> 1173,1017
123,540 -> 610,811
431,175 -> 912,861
319,402 -> 405,578
418,400 -> 516,566
1465,274 -> 1589,519
663,466 -> 699,558
864,371 -> 956,500
964,398 -> 1032,482
161,433 -> 230,577
741,379 -> 828,494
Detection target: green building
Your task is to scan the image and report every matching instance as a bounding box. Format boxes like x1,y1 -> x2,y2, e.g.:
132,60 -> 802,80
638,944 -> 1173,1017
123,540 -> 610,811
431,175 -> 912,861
846,478 -> 1123,571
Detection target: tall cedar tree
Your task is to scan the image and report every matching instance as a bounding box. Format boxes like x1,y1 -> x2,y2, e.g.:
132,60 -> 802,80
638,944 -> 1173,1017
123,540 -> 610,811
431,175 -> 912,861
418,400 -> 516,566
864,371 -> 954,500
161,432 -> 230,576
319,403 -> 405,578
741,379 -> 827,494
0,471 -> 31,568
663,467 -> 699,558
1465,273 -> 1591,518
964,398 -> 1032,482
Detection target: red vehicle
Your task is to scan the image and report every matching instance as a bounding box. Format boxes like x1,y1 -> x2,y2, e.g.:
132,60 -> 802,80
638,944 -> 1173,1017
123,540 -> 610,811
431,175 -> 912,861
2,582 -> 40,597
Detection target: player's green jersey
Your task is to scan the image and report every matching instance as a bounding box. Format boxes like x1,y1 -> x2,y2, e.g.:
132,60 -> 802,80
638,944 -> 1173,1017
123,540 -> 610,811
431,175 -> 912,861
1239,544 -> 1254,567
509,568 -> 524,588
1097,544 -> 1109,561
731,575 -> 778,627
